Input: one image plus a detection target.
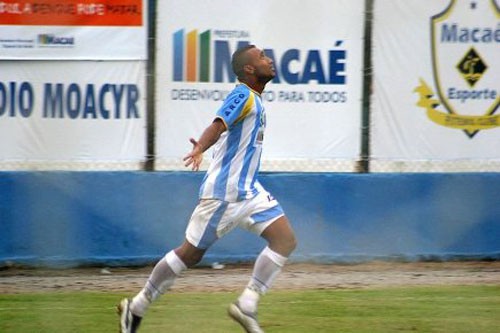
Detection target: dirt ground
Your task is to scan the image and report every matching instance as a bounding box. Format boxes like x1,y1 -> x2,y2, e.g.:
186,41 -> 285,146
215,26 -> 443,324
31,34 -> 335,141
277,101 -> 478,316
0,261 -> 499,294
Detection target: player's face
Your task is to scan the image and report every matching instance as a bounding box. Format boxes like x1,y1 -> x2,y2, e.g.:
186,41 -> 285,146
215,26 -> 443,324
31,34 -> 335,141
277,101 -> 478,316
247,47 -> 275,82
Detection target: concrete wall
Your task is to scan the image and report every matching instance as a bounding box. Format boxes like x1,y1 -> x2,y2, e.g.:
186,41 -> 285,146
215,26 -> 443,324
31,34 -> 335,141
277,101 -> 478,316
1,172 -> 498,267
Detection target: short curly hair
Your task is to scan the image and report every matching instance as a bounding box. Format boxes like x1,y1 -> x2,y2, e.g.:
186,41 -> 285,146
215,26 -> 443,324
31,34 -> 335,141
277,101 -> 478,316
231,44 -> 256,79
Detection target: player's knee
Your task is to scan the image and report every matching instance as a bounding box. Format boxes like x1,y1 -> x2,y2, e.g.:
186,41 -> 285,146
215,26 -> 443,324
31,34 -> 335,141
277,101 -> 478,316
177,251 -> 203,268
286,233 -> 298,253
175,242 -> 206,268
270,233 -> 297,257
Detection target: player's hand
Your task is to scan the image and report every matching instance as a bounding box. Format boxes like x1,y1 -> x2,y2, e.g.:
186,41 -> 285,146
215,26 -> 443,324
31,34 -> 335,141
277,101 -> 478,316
183,138 -> 204,171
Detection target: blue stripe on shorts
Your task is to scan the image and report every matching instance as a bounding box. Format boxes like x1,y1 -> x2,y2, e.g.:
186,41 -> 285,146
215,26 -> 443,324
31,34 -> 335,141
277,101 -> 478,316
198,201 -> 229,249
250,204 -> 284,223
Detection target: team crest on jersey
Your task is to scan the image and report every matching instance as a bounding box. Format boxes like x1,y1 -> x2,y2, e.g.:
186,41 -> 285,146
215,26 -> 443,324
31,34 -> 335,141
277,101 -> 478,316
414,0 -> 499,138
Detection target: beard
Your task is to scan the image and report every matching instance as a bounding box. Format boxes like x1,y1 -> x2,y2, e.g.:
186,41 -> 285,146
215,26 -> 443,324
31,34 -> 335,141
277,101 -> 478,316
257,70 -> 275,84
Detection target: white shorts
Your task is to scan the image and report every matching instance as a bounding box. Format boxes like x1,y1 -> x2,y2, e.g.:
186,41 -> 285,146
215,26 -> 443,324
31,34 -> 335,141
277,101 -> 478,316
185,189 -> 285,250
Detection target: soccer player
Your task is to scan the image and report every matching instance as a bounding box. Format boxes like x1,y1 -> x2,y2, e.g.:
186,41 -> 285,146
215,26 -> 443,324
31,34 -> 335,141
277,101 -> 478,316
118,45 -> 297,333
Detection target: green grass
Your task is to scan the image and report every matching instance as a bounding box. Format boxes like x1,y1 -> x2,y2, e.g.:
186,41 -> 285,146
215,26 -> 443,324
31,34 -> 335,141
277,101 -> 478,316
0,286 -> 499,332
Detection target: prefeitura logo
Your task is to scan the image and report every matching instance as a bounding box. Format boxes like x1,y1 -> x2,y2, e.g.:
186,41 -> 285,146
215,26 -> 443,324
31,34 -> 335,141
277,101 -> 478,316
415,0 -> 499,138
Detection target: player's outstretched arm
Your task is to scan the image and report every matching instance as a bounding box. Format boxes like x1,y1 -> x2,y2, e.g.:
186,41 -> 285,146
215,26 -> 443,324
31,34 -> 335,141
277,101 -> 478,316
183,118 -> 226,171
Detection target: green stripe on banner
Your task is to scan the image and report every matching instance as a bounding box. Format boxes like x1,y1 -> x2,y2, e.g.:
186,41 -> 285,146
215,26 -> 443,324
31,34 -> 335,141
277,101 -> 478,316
199,30 -> 211,82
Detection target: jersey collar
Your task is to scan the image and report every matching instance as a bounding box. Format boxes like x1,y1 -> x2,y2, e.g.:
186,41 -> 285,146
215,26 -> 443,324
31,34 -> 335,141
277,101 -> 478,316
238,82 -> 261,97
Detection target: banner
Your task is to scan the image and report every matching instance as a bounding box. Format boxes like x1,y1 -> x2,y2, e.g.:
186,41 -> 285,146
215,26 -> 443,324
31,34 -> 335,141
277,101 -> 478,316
155,0 -> 364,172
371,0 -> 500,171
0,0 -> 147,59
0,61 -> 146,170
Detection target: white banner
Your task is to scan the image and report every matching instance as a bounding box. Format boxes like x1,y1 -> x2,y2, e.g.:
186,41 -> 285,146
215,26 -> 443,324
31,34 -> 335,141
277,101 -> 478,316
371,0 -> 500,172
155,0 -> 364,172
0,61 -> 146,170
0,0 -> 147,60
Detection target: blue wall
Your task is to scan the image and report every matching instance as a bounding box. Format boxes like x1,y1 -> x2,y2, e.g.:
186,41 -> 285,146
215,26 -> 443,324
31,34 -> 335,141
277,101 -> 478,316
1,172 -> 499,267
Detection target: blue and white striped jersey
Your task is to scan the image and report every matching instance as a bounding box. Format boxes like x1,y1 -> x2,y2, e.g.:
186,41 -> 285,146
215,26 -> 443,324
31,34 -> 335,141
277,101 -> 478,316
199,83 -> 266,202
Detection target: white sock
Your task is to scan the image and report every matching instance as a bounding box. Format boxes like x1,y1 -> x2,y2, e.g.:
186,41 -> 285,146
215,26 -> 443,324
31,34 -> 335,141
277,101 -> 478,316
238,246 -> 288,313
130,250 -> 186,317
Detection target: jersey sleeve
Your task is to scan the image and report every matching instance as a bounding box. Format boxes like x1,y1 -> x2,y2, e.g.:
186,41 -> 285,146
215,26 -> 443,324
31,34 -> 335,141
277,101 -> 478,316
215,88 -> 252,129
